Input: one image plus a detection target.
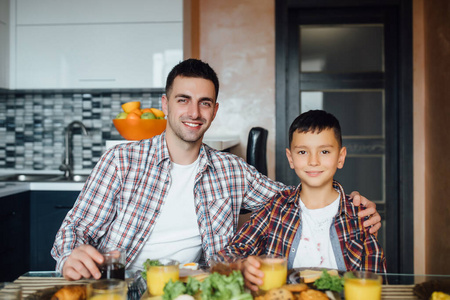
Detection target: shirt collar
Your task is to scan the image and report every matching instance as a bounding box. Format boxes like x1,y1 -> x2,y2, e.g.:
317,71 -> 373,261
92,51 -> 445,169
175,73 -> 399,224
287,180 -> 353,218
155,132 -> 215,171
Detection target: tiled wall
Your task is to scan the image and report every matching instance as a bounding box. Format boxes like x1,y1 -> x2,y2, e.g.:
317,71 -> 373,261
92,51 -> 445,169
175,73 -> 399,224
0,90 -> 163,171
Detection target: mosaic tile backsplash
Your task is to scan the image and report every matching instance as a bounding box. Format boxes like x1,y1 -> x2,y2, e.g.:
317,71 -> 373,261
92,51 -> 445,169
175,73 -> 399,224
0,90 -> 163,171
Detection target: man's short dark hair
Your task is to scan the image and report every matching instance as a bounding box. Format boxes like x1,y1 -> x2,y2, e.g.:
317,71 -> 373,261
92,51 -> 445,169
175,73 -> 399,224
288,110 -> 342,148
165,58 -> 220,101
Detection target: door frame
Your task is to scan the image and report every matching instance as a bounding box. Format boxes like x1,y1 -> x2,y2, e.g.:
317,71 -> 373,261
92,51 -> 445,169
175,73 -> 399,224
275,0 -> 413,275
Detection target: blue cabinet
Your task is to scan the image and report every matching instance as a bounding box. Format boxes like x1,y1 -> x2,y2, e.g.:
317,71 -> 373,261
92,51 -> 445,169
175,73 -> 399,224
0,192 -> 30,281
30,191 -> 80,271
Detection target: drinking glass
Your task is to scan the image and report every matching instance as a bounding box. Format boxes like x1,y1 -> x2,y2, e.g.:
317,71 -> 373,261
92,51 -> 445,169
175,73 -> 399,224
87,279 -> 127,300
98,248 -> 126,280
146,258 -> 180,296
344,271 -> 382,300
258,255 -> 287,292
0,282 -> 22,300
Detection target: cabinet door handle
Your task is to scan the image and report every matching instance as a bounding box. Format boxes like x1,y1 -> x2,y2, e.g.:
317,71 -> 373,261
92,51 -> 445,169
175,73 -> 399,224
54,205 -> 73,209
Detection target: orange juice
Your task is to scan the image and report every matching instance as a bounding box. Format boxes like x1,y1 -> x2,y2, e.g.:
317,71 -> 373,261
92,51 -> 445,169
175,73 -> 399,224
147,264 -> 180,296
344,278 -> 382,300
259,257 -> 287,291
89,294 -> 125,300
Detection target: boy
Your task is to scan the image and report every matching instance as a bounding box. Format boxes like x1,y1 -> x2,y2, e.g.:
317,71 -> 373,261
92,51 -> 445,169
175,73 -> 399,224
218,110 -> 387,291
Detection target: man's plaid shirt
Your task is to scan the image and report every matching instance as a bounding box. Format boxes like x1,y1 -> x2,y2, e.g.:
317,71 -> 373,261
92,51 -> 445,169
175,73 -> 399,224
51,132 -> 285,272
220,181 -> 387,273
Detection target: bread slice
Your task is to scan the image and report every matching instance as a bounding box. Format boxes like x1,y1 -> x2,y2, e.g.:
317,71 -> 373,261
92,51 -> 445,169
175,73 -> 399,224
299,269 -> 339,283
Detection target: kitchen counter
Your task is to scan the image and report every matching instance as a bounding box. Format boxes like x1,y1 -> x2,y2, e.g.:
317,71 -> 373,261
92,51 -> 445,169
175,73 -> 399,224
105,135 -> 241,151
0,181 -> 84,198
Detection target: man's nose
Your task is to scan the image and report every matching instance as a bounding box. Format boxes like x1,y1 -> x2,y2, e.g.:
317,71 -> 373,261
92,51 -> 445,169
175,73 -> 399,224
187,102 -> 200,118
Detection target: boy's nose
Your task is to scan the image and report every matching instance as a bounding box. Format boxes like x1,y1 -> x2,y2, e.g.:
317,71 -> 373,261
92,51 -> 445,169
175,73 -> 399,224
309,154 -> 320,166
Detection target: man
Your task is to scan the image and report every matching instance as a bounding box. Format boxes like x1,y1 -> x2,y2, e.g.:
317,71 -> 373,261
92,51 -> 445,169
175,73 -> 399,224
51,59 -> 381,280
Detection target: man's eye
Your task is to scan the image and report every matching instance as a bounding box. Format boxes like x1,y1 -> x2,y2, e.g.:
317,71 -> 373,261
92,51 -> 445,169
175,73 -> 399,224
201,101 -> 212,107
177,98 -> 187,103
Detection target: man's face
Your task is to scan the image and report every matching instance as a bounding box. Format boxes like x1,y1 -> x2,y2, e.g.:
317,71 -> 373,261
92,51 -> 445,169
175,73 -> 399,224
162,76 -> 219,144
285,128 -> 346,189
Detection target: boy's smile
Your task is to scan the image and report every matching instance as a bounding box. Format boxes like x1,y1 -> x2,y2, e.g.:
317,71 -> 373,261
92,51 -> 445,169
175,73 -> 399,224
286,128 -> 346,191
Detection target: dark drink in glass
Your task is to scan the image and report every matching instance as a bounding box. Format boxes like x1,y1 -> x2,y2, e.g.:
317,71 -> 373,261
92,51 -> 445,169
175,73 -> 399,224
99,262 -> 126,280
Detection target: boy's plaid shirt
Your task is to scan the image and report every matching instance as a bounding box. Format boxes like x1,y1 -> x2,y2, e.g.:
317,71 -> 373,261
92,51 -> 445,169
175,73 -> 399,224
220,181 -> 387,273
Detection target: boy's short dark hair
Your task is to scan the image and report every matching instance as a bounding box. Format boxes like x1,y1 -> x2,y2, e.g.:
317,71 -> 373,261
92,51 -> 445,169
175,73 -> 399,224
165,58 -> 220,101
288,110 -> 342,148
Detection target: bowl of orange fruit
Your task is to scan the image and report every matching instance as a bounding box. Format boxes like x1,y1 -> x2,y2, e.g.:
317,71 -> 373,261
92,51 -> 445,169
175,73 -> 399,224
113,101 -> 167,140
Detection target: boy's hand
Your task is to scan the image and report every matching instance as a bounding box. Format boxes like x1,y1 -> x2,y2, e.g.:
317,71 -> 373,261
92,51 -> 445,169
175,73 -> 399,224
350,191 -> 382,235
241,256 -> 264,292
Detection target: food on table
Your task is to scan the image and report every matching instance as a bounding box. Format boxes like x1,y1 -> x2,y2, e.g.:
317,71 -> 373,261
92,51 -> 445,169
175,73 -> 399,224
431,291 -> 450,300
297,289 -> 328,300
162,270 -> 252,300
181,262 -> 199,270
281,283 -> 308,293
300,269 -> 339,284
313,269 -> 344,292
263,288 -> 294,300
51,285 -> 86,300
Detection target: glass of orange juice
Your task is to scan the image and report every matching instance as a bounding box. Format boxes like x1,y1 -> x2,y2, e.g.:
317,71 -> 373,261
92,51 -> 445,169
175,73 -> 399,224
258,255 -> 287,292
146,258 -> 180,296
344,271 -> 382,300
86,279 -> 127,300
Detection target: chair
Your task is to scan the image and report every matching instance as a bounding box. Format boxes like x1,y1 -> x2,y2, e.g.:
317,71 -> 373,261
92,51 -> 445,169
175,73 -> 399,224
246,127 -> 268,176
239,127 -> 269,218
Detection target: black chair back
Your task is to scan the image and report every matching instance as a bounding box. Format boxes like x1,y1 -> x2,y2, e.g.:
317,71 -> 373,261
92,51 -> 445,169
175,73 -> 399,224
246,127 -> 268,176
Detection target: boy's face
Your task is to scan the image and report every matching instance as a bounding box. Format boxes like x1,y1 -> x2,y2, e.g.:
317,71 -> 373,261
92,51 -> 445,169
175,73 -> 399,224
285,128 -> 346,189
162,75 -> 219,144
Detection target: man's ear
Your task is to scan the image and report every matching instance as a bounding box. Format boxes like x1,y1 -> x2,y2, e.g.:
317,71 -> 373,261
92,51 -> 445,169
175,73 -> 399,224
161,94 -> 168,115
337,146 -> 347,169
285,148 -> 295,169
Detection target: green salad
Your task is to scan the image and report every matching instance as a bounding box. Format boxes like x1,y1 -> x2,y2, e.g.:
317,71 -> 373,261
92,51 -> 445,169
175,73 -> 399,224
163,270 -> 253,300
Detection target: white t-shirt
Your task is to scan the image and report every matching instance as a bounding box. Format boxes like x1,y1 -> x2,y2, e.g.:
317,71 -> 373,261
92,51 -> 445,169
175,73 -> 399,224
293,196 -> 340,269
129,158 -> 202,272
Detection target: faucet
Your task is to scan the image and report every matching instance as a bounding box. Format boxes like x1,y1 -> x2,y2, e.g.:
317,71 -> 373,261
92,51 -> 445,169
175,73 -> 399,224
59,121 -> 89,179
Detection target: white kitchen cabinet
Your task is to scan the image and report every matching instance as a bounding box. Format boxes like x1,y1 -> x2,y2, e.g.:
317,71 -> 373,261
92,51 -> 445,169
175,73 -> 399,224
17,0 -> 182,24
0,0 -> 10,88
6,0 -> 183,89
16,23 -> 182,89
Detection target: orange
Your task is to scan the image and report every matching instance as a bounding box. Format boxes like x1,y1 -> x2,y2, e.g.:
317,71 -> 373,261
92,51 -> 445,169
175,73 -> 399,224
150,108 -> 165,118
126,112 -> 141,120
141,108 -> 153,113
130,108 -> 143,116
121,101 -> 141,113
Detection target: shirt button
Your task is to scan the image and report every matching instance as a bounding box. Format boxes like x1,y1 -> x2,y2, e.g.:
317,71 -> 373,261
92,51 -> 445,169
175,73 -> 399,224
291,248 -> 296,252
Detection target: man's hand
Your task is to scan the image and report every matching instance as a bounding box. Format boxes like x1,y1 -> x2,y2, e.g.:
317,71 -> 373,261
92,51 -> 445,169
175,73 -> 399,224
62,245 -> 104,280
241,256 -> 264,292
350,191 -> 382,235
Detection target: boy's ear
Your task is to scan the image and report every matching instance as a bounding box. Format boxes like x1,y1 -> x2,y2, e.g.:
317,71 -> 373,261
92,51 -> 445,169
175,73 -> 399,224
285,148 -> 295,169
337,146 -> 347,169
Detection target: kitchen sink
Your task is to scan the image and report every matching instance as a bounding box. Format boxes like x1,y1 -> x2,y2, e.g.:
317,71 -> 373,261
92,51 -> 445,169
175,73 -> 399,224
0,173 -> 89,183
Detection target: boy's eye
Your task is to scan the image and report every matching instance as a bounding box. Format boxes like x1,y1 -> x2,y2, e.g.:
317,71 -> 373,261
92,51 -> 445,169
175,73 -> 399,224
298,150 -> 306,155
321,150 -> 330,154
